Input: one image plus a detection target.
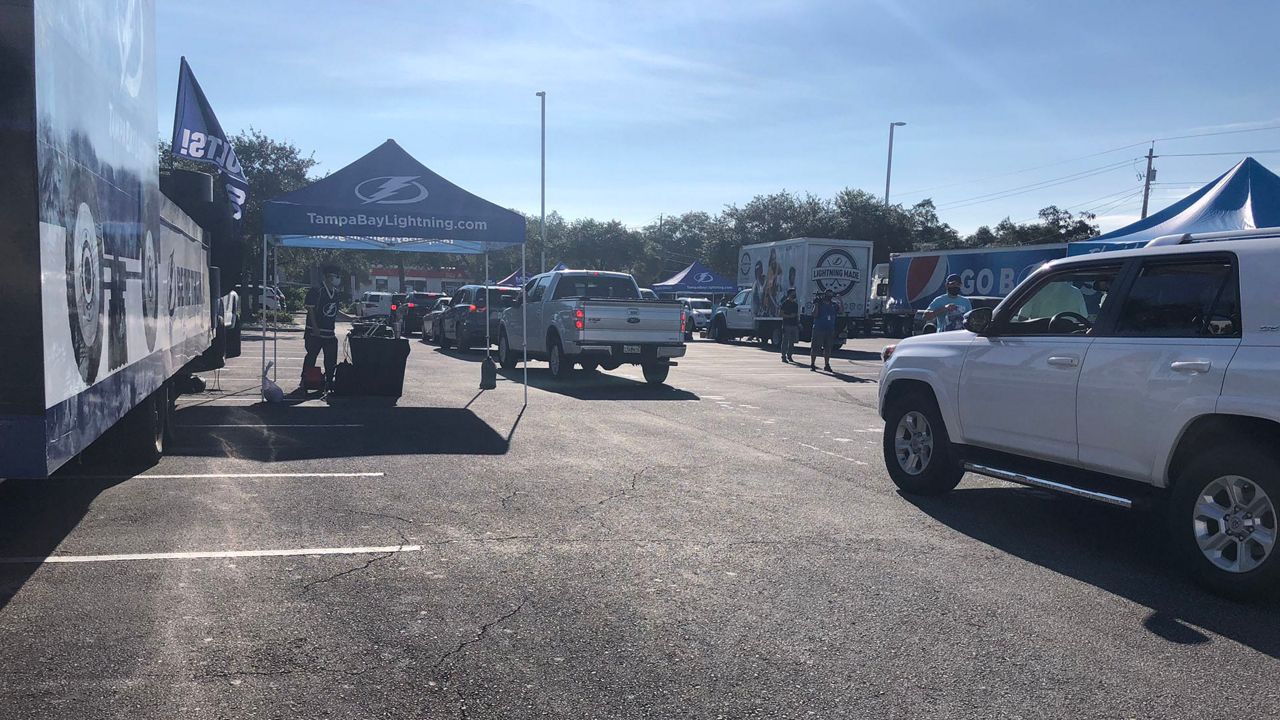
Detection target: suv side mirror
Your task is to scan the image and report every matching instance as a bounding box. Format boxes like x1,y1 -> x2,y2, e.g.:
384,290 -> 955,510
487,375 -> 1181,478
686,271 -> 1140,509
963,307 -> 993,334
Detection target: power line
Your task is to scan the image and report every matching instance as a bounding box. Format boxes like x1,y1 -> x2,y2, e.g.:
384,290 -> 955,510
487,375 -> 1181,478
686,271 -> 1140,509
936,159 -> 1135,211
896,141 -> 1149,198
1010,185 -> 1142,224
1158,149 -> 1280,158
1152,123 -> 1280,143
897,122 -> 1280,200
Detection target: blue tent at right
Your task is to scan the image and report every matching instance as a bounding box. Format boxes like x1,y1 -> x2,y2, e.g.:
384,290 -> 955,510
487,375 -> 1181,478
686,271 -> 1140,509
1069,156 -> 1280,255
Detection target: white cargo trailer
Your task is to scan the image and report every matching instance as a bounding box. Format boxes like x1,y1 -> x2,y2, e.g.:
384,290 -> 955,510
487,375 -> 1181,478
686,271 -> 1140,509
709,237 -> 873,348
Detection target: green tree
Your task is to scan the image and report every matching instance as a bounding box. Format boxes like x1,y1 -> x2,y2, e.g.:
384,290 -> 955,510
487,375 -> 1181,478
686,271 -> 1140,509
965,206 -> 1099,247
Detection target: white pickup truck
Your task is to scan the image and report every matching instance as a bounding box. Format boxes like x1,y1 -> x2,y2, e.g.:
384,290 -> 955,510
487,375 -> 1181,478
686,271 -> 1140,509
879,229 -> 1280,599
497,270 -> 687,384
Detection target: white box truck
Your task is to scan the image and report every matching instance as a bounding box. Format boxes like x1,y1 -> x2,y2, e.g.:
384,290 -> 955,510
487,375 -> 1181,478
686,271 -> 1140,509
709,238 -> 873,348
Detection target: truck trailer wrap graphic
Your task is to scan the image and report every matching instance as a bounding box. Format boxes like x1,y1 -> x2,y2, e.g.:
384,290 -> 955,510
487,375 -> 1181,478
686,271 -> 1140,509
887,245 -> 1068,311
736,238 -> 871,321
0,0 -> 212,477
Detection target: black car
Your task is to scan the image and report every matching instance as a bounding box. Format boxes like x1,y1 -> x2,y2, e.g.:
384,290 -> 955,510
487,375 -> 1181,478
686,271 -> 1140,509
439,285 -> 522,350
400,291 -> 445,336
425,297 -> 452,343
913,295 -> 1002,335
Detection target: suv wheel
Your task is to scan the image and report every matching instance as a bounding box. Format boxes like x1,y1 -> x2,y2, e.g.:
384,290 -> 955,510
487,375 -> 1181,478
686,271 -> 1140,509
882,391 -> 963,495
498,330 -> 518,370
1170,444 -> 1280,599
548,337 -> 570,380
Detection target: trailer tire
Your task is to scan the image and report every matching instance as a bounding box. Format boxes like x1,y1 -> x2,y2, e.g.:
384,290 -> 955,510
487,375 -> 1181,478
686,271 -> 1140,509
65,178 -> 105,386
121,383 -> 171,465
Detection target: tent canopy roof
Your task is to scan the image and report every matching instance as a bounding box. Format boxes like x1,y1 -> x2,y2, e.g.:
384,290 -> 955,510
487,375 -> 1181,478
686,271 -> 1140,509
652,260 -> 737,293
1070,157 -> 1280,254
263,139 -> 525,250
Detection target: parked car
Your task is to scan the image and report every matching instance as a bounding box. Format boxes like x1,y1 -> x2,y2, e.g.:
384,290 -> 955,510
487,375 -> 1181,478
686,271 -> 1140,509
439,285 -> 522,350
678,297 -> 714,338
912,296 -> 1002,335
497,269 -> 686,384
401,291 -> 444,336
879,230 -> 1279,598
234,283 -> 284,313
356,291 -> 395,318
425,297 -> 452,343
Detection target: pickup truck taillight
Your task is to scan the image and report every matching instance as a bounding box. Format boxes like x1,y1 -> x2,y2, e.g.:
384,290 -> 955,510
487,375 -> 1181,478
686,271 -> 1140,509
882,344 -> 897,362
468,304 -> 477,312
680,310 -> 687,333
574,308 -> 585,330
390,304 -> 398,312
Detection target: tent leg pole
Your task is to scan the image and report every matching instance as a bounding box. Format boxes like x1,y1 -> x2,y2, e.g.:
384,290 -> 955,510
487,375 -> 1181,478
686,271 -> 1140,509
272,248 -> 278,382
261,235 -> 267,398
484,251 -> 490,358
521,245 -> 527,407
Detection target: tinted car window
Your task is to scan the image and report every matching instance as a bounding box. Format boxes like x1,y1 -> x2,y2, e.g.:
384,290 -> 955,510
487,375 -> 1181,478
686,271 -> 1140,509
527,276 -> 549,302
1114,260 -> 1239,338
551,275 -> 640,300
1002,265 -> 1121,335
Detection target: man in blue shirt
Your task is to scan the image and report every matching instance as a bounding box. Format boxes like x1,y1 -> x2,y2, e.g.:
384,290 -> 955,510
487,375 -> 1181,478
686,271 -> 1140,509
809,290 -> 839,372
923,274 -> 972,333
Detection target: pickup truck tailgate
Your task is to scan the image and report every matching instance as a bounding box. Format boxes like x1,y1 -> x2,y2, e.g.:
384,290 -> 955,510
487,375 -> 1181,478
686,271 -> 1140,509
581,300 -> 684,344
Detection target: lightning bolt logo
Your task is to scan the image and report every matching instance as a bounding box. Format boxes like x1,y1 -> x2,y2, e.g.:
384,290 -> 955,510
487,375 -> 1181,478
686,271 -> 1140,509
354,176 -> 430,205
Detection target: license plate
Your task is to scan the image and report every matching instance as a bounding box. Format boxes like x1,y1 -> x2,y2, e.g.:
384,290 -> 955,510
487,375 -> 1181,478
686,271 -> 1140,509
623,344 -> 641,354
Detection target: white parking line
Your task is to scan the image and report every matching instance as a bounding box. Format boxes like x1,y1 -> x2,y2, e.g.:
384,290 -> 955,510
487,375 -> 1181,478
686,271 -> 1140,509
0,544 -> 420,565
177,424 -> 365,428
140,472 -> 386,479
799,442 -> 868,465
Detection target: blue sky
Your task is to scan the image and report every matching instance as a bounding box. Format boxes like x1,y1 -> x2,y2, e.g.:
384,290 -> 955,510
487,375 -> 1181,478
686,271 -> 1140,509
157,0 -> 1280,235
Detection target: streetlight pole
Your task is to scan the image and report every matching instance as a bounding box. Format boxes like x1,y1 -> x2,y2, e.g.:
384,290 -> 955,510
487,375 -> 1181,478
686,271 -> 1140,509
884,121 -> 906,206
537,91 -> 546,273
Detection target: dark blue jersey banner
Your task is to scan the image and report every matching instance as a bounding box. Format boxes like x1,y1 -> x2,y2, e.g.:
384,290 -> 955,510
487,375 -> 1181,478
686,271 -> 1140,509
170,57 -> 249,221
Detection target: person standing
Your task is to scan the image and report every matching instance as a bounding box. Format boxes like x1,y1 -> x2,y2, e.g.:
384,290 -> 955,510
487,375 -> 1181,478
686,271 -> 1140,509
809,290 -> 838,372
922,274 -> 972,333
302,265 -> 342,390
780,288 -> 799,362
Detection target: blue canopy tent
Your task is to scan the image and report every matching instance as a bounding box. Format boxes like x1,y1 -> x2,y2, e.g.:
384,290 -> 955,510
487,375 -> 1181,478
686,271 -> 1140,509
1069,157 -> 1280,255
652,261 -> 737,295
261,139 -> 529,400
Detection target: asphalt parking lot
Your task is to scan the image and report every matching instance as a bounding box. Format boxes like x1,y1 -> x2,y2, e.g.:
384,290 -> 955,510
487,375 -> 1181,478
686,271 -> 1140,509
1,325 -> 1277,719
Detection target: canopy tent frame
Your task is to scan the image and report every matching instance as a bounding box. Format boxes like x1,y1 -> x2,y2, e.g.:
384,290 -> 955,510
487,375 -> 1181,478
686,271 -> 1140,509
258,139 -> 530,404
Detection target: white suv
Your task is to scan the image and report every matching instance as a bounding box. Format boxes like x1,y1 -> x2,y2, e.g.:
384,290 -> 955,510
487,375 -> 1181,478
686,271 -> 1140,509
879,230 -> 1280,599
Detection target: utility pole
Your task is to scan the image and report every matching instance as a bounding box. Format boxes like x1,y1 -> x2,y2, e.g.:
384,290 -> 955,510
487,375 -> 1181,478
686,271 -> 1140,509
1140,144 -> 1158,219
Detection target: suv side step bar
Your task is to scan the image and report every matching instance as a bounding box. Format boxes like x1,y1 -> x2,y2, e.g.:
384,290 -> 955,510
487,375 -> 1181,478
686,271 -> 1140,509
963,463 -> 1134,509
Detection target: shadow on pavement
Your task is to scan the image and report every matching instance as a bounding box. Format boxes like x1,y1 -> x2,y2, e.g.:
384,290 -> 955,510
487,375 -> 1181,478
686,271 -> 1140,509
743,343 -> 881,362
431,347 -> 495,363
907,486 -> 1280,658
166,402 -> 509,461
498,367 -> 699,401
0,455 -> 157,612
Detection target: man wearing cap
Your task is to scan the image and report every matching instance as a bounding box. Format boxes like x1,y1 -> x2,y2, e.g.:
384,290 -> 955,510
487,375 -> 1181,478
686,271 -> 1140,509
302,265 -> 343,390
923,274 -> 972,333
809,289 -> 839,372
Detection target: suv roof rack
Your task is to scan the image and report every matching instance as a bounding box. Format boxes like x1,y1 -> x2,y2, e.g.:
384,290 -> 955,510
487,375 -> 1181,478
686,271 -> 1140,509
1146,226 -> 1280,247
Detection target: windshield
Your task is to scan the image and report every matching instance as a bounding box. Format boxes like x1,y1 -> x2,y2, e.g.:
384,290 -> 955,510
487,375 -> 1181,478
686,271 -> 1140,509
552,275 -> 640,300
686,299 -> 713,310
